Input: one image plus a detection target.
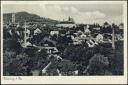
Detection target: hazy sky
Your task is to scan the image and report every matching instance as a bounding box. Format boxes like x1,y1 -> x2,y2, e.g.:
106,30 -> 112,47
3,4 -> 123,24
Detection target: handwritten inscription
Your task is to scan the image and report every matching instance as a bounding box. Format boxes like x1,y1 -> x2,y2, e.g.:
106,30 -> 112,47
3,77 -> 22,81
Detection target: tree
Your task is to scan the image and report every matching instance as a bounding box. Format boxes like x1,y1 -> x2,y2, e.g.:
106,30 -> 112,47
35,49 -> 49,69
3,51 -> 30,76
63,45 -> 96,75
84,54 -> 110,75
3,39 -> 22,54
3,51 -> 16,76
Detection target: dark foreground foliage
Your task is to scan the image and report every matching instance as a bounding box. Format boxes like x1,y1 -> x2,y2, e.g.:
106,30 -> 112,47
3,38 -> 123,76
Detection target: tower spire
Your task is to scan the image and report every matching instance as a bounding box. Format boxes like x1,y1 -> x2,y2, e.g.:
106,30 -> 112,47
12,13 -> 15,24
112,24 -> 115,49
24,21 -> 27,48
68,16 -> 71,21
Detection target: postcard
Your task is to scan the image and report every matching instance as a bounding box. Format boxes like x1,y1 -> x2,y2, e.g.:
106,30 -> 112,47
1,0 -> 127,84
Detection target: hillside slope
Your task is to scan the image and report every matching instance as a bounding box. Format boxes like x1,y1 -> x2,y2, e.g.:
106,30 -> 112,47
3,11 -> 59,24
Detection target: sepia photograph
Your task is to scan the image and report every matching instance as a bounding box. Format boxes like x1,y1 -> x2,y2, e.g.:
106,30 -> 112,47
1,1 -> 127,84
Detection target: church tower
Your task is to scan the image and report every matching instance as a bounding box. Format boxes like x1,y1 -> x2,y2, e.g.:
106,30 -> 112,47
68,16 -> 75,24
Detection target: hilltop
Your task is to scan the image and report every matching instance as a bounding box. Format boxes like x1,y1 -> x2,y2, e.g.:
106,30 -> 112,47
3,11 -> 59,24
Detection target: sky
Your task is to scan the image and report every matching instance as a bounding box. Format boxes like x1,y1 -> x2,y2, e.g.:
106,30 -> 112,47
3,4 -> 123,25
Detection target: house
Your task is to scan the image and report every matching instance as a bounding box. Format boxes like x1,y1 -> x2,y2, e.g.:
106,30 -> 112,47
79,33 -> 87,40
115,34 -> 123,41
56,24 -> 76,28
103,38 -> 112,43
50,31 -> 59,36
93,27 -> 100,30
103,33 -> 112,40
119,23 -> 123,29
73,33 -> 78,37
34,28 -> 42,35
103,22 -> 110,28
26,29 -> 30,36
73,41 -> 82,45
39,37 -> 57,46
77,30 -> 83,36
72,37 -> 82,45
84,28 -> 91,34
86,39 -> 98,48
37,46 -> 59,54
84,26 -> 91,34
92,27 -> 101,33
56,17 -> 76,28
118,23 -> 123,35
87,41 -> 95,48
90,39 -> 98,45
25,41 -> 32,46
46,47 -> 59,54
21,41 -> 32,48
71,35 -> 75,40
95,34 -> 104,43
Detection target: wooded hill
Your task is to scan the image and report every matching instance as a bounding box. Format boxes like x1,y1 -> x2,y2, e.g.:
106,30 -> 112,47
3,11 -> 59,24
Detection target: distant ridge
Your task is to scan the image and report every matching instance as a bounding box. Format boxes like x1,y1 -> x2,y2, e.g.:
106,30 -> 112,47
3,11 -> 59,24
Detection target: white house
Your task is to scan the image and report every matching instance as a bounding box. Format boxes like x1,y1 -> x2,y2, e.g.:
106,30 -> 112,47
72,37 -> 82,45
72,70 -> 78,75
34,28 -> 42,35
80,33 -> 87,39
73,41 -> 82,45
119,24 -> 123,29
37,46 -> 59,54
77,30 -> 83,36
93,27 -> 100,30
26,41 -> 32,46
96,34 -> 104,43
26,29 -> 30,36
50,31 -> 59,36
24,29 -> 30,44
71,35 -> 75,40
56,24 -> 76,28
84,26 -> 91,34
86,39 -> 98,48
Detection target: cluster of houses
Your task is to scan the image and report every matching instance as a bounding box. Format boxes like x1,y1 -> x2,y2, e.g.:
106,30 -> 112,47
4,13 -> 124,51
4,13 -> 125,55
